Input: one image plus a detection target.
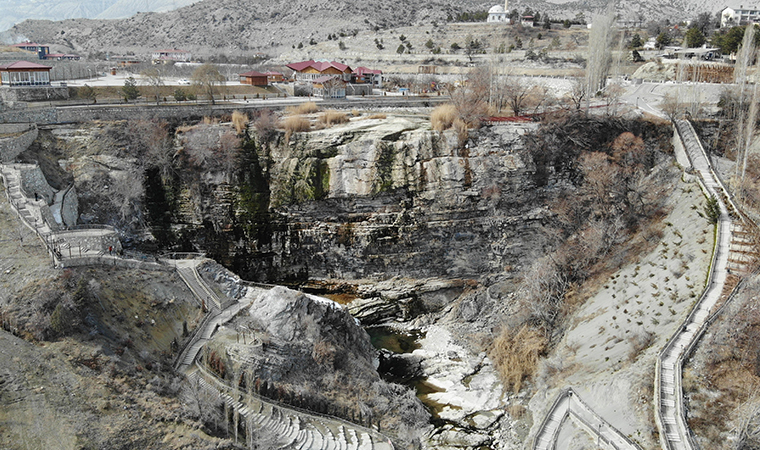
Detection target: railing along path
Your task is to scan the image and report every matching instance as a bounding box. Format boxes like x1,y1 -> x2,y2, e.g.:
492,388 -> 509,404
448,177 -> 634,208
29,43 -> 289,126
533,119 -> 758,450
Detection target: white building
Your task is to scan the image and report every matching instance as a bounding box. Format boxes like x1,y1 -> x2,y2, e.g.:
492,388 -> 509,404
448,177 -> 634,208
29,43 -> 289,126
487,0 -> 510,23
720,3 -> 760,27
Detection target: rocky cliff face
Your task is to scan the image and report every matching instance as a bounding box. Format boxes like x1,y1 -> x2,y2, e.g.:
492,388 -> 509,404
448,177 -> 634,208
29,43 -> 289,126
228,116 -> 548,283
21,115 -> 548,284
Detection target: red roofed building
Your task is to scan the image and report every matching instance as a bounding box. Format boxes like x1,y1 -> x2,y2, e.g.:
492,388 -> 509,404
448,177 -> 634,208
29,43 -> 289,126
10,42 -> 49,59
352,67 -> 383,87
0,61 -> 52,86
286,60 -> 352,82
264,71 -> 284,83
239,71 -> 269,86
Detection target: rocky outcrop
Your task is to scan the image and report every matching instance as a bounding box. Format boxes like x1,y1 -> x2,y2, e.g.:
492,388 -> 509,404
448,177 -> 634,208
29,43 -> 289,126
23,117 -> 547,283
229,117 -> 547,282
347,276 -> 471,325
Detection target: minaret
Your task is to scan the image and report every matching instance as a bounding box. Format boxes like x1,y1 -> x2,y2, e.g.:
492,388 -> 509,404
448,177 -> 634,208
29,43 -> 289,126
504,0 -> 508,12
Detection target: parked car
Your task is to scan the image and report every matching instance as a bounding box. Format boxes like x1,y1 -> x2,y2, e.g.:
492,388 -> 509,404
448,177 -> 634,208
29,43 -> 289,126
177,79 -> 191,85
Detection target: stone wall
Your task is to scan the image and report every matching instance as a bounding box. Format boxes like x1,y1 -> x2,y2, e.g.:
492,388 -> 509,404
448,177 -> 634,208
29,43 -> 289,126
0,123 -> 38,162
60,185 -> 78,227
52,229 -> 121,255
59,256 -> 171,271
672,127 -> 691,170
0,97 -> 445,125
18,165 -> 55,204
0,86 -> 69,103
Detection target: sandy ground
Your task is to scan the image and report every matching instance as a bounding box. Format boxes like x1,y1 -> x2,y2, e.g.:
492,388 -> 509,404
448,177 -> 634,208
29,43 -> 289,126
530,171 -> 716,449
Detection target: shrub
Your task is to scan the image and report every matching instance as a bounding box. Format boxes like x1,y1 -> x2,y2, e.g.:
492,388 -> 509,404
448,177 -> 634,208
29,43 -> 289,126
628,330 -> 655,362
287,101 -> 319,115
490,325 -> 547,393
431,103 -> 457,131
704,195 -> 720,224
232,110 -> 248,134
318,110 -> 350,126
253,109 -> 278,143
78,84 -> 96,102
367,113 -> 387,120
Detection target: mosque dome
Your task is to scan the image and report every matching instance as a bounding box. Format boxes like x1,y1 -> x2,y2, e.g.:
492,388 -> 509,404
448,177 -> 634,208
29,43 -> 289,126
488,5 -> 505,13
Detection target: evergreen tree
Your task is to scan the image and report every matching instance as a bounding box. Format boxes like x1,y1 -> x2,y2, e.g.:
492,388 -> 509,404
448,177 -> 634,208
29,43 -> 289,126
122,76 -> 139,102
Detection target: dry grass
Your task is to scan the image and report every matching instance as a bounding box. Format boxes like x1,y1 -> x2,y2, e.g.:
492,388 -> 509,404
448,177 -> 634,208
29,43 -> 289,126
201,116 -> 218,125
318,110 -> 350,126
489,325 -> 547,394
431,104 -> 457,131
281,116 -> 311,133
367,114 -> 387,120
287,101 -> 319,115
351,109 -> 360,117
282,116 -> 311,142
231,111 -> 248,134
507,404 -> 526,419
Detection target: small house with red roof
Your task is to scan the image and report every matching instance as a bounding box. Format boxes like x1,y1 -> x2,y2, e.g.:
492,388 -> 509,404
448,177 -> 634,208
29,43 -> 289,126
0,61 -> 52,86
10,42 -> 49,59
352,67 -> 383,87
286,60 -> 352,82
239,71 -> 269,86
264,71 -> 284,83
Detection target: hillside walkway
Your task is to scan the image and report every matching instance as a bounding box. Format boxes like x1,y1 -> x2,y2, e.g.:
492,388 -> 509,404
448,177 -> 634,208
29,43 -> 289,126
533,119 -> 758,450
0,163 -> 120,265
533,388 -> 640,450
653,120 -> 756,450
166,258 -> 394,449
0,162 -> 396,450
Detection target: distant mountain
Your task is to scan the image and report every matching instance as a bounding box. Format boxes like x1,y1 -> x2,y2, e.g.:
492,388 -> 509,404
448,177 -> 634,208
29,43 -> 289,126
95,0 -> 201,20
0,0 -> 200,35
3,0 -> 719,57
4,0 -> 483,54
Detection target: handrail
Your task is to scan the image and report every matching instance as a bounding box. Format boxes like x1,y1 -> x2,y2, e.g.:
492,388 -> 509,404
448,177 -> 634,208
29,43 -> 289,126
655,119 -> 725,450
567,387 -> 642,449
532,387 -> 640,450
532,388 -> 570,449
172,307 -> 219,370
194,361 -> 395,448
654,119 -> 757,450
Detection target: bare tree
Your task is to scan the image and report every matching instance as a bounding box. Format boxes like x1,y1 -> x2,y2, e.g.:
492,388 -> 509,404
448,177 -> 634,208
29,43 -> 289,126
448,67 -> 489,126
736,400 -> 760,450
110,167 -> 146,220
585,5 -> 616,111
192,63 -> 226,105
499,76 -> 534,117
129,120 -> 175,177
141,67 -> 164,105
253,110 -> 278,144
661,92 -> 685,122
602,82 -> 626,117
567,73 -> 587,111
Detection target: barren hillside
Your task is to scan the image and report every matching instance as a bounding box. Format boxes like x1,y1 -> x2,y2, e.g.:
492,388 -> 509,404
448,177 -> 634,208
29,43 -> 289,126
3,0 -> 717,59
